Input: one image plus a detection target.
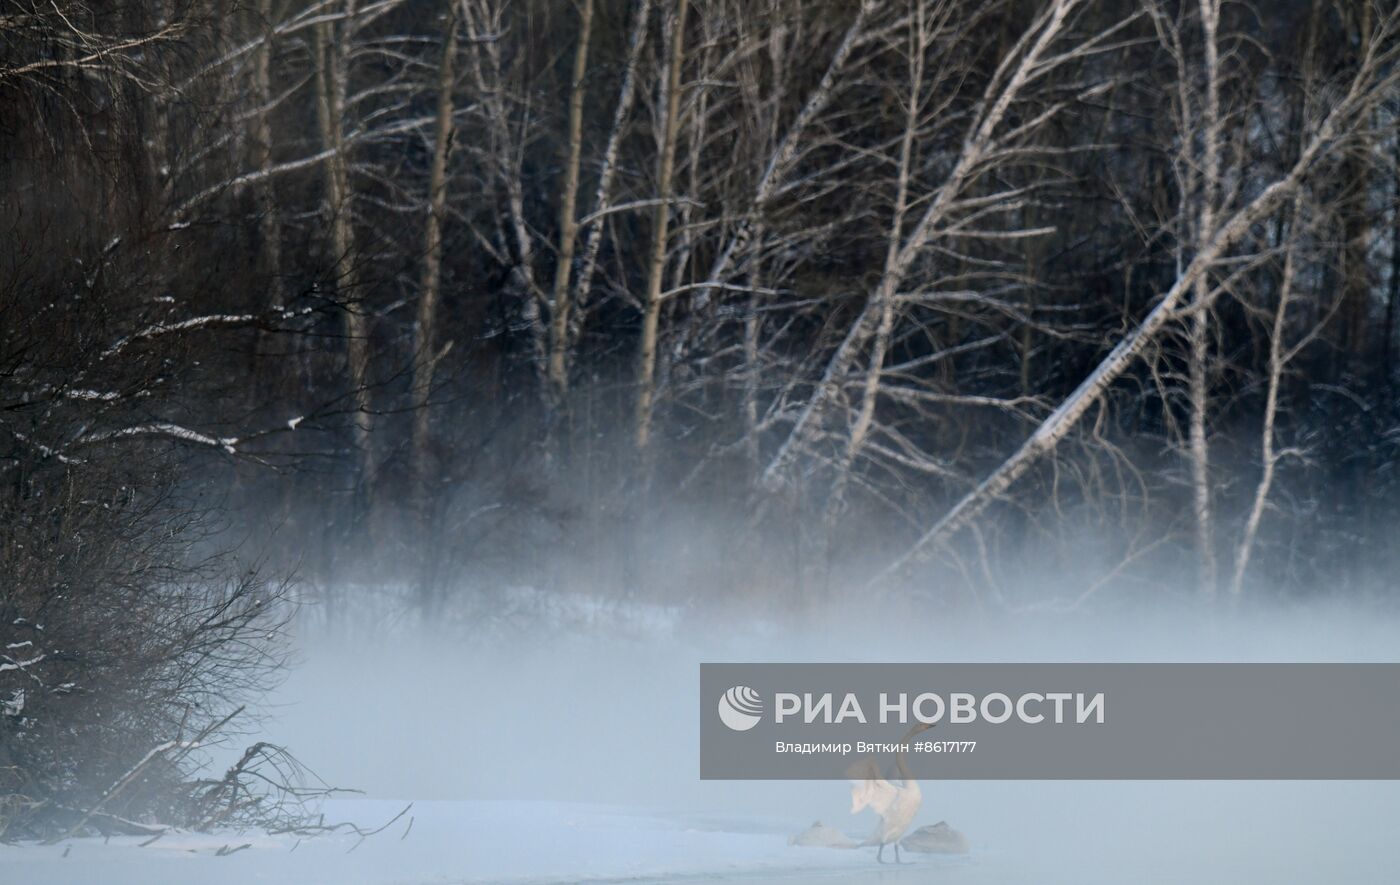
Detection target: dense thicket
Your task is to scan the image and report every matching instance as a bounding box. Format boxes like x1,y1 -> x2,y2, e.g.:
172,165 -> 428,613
3,0 -> 1400,834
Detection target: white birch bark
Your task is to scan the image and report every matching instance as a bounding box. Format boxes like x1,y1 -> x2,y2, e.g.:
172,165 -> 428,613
252,0 -> 283,309
412,1 -> 460,509
545,0 -> 596,411
315,4 -> 375,489
693,0 -> 876,309
870,54 -> 1399,585
1188,0 -> 1222,595
823,0 -> 930,523
635,0 -> 690,453
1228,197 -> 1302,598
460,0 -> 547,392
762,0 -> 1087,490
572,0 -> 652,315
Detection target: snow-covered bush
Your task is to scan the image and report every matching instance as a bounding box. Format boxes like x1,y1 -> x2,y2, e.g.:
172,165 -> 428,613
0,3 -> 309,839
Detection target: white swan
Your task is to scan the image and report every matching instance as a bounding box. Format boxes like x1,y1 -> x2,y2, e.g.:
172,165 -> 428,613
847,722 -> 932,863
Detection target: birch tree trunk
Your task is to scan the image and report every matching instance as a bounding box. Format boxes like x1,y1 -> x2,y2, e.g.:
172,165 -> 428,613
869,55 -> 1396,586
1188,0 -> 1222,596
412,1 -> 460,515
762,0 -> 1086,490
1341,0 -> 1374,373
315,5 -> 375,493
546,0 -> 595,413
461,0 -> 547,396
823,0 -> 928,524
657,0 -> 879,382
1229,196 -> 1303,598
635,0 -> 690,454
693,0 -> 875,309
1387,133 -> 1400,380
252,0 -> 283,310
573,0 -> 651,318
144,0 -> 173,209
742,280 -> 764,465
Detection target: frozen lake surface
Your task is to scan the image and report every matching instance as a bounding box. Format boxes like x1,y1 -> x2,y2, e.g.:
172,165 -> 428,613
11,601 -> 1400,883
4,792 -> 1398,884
1,799 -> 962,884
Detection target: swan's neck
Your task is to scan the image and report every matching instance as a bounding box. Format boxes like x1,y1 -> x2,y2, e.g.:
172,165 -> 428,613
895,723 -> 925,783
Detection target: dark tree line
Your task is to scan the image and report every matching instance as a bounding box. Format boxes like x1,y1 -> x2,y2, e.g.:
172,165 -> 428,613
4,0 -> 1400,836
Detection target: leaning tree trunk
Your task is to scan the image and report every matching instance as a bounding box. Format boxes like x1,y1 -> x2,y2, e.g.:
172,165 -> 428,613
822,3 -> 927,526
573,0 -> 651,323
763,0 -> 1084,491
869,62 -> 1392,586
1229,196 -> 1303,598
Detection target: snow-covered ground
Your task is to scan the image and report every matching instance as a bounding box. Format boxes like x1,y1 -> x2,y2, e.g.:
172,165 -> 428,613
11,598 -> 1400,884
5,788 -> 1400,884
0,799 -> 968,884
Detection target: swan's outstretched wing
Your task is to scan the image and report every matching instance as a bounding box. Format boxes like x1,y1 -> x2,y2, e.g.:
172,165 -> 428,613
847,757 -> 899,816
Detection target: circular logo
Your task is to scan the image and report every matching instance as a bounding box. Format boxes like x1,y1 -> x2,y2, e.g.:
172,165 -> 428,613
718,685 -> 764,731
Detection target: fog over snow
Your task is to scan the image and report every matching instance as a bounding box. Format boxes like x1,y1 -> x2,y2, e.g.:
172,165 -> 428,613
11,591 -> 1399,884
11,0 -> 1400,881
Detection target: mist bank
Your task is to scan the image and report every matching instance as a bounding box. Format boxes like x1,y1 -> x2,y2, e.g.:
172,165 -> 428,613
267,593 -> 1400,805
211,594 -> 1400,883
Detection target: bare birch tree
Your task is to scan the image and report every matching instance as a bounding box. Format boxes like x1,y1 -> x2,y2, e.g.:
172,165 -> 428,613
872,3 -> 1400,586
1228,195 -> 1307,598
1186,0 -> 1223,595
760,0 -> 1129,496
251,0 -> 285,310
570,0 -> 653,335
412,0 -> 462,512
635,0 -> 691,454
546,0 -> 597,414
314,2 -> 376,493
821,0 -> 942,526
459,0 -> 548,393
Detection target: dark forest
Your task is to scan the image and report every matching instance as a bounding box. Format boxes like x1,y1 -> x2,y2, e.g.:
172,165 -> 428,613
4,0 -> 1400,853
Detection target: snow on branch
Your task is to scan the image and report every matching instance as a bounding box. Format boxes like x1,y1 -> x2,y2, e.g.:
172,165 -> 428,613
0,653 -> 46,674
100,314 -> 257,360
78,424 -> 239,454
99,307 -> 314,361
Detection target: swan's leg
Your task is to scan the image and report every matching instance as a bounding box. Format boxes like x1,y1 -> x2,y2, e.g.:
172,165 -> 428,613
895,842 -> 912,864
876,843 -> 887,863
